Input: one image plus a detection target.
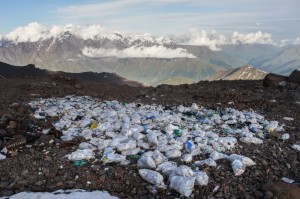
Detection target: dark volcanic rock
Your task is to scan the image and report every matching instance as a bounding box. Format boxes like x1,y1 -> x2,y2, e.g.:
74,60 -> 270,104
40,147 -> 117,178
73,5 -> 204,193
263,73 -> 287,87
287,70 -> 300,85
262,182 -> 300,199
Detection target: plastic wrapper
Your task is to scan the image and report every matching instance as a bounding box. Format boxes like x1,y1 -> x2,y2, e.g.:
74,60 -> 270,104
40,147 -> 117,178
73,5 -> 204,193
209,150 -> 228,160
0,154 -> 6,160
117,140 -> 136,152
195,158 -> 217,167
240,137 -> 263,144
139,169 -> 166,187
173,165 -> 194,177
265,121 -> 279,132
228,154 -> 256,166
67,149 -> 95,161
121,148 -> 140,156
165,149 -> 182,159
185,140 -> 195,153
231,160 -> 246,176
137,156 -> 156,169
102,153 -> 126,164
152,150 -> 168,165
169,175 -> 195,197
281,133 -> 290,140
181,154 -> 193,163
194,171 -> 209,186
156,161 -> 177,176
147,131 -> 159,146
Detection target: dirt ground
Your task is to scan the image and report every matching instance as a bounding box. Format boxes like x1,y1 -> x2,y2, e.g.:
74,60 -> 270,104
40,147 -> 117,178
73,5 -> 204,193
0,75 -> 300,199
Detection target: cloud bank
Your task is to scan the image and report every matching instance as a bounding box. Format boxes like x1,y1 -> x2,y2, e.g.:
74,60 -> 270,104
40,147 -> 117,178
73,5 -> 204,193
2,23 -> 299,52
185,29 -> 273,50
82,46 -> 196,59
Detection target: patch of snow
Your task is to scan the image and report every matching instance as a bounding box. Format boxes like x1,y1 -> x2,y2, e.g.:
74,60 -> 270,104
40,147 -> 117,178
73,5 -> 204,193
0,189 -> 118,199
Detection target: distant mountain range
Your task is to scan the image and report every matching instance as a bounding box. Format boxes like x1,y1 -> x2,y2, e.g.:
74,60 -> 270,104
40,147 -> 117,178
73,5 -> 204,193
0,61 -> 143,87
206,65 -> 267,81
0,30 -> 299,86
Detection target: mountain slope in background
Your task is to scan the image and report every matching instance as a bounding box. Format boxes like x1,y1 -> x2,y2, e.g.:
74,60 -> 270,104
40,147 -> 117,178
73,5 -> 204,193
0,61 -> 143,87
206,65 -> 267,81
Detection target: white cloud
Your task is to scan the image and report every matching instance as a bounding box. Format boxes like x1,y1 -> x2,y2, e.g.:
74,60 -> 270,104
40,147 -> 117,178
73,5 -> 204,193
293,37 -> 300,45
5,23 -> 50,42
184,29 -> 273,50
82,46 -> 196,59
230,31 -> 273,44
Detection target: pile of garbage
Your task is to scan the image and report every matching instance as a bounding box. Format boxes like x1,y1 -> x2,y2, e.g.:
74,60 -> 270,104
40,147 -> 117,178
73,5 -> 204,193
27,96 -> 286,196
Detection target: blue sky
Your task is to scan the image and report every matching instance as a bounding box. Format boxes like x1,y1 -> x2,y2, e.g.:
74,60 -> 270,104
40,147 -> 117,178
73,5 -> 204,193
1,0 -> 300,40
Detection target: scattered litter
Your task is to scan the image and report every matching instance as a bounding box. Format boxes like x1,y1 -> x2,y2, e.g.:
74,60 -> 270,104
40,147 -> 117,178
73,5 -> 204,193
73,160 -> 88,167
292,144 -> 300,152
213,185 -> 220,192
231,160 -> 246,176
0,153 -> 6,160
283,117 -> 294,121
281,133 -> 290,140
240,137 -> 263,144
194,171 -> 209,186
66,149 -> 95,161
27,96 -> 286,196
281,177 -> 295,184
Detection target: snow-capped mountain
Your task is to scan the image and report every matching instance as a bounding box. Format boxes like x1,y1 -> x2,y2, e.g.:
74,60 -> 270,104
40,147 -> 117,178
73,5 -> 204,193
0,23 -> 299,85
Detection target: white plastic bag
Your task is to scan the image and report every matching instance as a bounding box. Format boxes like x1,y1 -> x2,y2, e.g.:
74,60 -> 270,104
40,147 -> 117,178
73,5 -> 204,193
228,154 -> 256,166
67,149 -> 95,161
117,140 -> 137,152
102,153 -> 126,164
147,131 -> 159,146
231,160 -> 246,176
173,165 -> 194,177
165,149 -> 182,159
240,137 -> 263,144
194,171 -> 209,186
157,161 -> 177,176
137,156 -> 156,169
181,154 -> 193,163
139,169 -> 166,187
195,158 -> 217,167
209,151 -> 228,160
169,175 -> 195,197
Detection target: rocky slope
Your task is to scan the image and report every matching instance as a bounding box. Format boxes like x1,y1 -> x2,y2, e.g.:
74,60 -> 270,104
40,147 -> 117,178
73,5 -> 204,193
0,75 -> 299,199
0,61 -> 143,87
206,65 -> 267,81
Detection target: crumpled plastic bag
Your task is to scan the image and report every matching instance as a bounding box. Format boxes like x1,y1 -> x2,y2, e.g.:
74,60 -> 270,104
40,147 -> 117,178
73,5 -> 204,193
240,137 -> 263,144
231,159 -> 246,176
137,156 -> 156,169
67,149 -> 95,161
169,175 -> 195,197
194,171 -> 209,186
228,154 -> 256,166
156,161 -> 177,176
181,154 -> 193,163
139,169 -> 166,188
209,150 -> 228,160
117,139 -> 137,152
194,158 -> 217,167
172,165 -> 194,177
165,149 -> 182,159
185,140 -> 195,153
147,131 -> 159,146
102,153 -> 126,164
152,150 -> 168,165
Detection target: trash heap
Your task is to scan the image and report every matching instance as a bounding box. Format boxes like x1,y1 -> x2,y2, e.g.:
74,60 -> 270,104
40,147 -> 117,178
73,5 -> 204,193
28,96 -> 285,197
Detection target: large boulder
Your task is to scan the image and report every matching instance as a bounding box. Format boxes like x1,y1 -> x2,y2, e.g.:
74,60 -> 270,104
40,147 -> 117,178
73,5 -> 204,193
287,70 -> 300,85
263,73 -> 287,87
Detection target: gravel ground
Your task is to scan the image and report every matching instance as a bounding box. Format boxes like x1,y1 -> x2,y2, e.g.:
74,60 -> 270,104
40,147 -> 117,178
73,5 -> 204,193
0,75 -> 300,199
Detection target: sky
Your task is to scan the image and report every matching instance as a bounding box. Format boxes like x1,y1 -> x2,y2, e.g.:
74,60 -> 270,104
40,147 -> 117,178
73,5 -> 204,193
0,0 -> 300,40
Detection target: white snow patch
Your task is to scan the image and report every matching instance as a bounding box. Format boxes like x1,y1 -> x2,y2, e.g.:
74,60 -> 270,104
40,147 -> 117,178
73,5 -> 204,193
0,189 -> 118,199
